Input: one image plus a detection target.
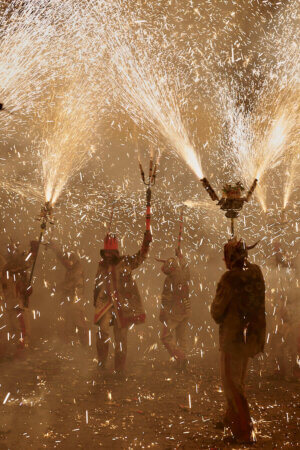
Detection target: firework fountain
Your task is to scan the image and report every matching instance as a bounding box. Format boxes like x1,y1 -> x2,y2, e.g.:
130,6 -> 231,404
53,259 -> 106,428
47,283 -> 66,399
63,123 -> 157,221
200,177 -> 257,237
0,0 -> 109,283
218,0 -> 299,213
91,0 -> 204,181
0,0 -> 58,141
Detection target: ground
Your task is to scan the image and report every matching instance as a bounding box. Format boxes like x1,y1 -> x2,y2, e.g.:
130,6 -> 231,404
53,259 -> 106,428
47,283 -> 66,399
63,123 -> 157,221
0,341 -> 299,450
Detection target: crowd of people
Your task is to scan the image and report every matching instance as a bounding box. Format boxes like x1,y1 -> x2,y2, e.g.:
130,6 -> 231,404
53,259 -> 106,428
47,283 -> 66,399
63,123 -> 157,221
0,224 -> 299,445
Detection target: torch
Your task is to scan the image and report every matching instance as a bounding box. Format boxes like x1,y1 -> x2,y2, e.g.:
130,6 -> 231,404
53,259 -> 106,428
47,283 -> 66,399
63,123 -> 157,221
200,177 -> 258,237
139,155 -> 157,232
29,201 -> 54,285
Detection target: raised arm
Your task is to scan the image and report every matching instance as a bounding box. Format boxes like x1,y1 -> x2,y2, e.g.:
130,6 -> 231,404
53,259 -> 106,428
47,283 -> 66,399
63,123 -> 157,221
125,230 -> 152,270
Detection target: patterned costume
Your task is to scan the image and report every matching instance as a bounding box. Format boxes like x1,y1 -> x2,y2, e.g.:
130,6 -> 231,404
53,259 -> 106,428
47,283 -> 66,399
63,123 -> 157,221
159,255 -> 190,366
94,232 -> 151,373
211,238 -> 265,443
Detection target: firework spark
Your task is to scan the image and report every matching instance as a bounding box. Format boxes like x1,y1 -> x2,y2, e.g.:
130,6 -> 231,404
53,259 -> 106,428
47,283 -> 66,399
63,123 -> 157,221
218,0 -> 299,211
91,0 -> 203,179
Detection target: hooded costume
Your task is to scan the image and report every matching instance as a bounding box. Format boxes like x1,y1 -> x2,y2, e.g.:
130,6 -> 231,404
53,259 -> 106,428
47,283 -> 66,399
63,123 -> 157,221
211,237 -> 265,443
159,254 -> 190,366
94,231 -> 151,373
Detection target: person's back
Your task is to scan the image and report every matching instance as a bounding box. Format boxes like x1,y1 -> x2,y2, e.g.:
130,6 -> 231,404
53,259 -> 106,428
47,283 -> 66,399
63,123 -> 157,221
211,237 -> 266,444
212,262 -> 265,356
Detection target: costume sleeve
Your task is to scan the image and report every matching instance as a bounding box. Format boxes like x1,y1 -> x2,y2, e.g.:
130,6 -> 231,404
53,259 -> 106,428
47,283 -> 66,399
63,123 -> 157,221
211,272 -> 232,324
125,232 -> 151,270
125,250 -> 147,271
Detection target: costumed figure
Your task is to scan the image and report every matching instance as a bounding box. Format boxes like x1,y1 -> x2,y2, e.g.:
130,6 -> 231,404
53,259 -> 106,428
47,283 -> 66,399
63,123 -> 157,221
1,239 -> 38,358
48,242 -> 88,346
211,237 -> 266,444
94,230 -> 151,375
158,249 -> 190,371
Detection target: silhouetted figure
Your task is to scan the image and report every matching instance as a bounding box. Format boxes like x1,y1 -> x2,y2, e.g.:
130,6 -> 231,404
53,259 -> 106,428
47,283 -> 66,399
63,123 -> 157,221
211,238 -> 265,444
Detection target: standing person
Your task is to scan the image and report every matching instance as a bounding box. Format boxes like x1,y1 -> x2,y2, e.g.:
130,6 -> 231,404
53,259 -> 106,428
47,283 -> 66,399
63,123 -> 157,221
1,239 -> 38,358
94,230 -> 151,376
158,250 -> 190,372
48,242 -> 88,346
211,238 -> 266,444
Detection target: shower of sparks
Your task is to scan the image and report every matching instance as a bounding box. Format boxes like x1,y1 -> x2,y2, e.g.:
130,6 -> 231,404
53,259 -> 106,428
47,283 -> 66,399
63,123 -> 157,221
0,1 -> 57,141
0,180 -> 44,203
0,0 -> 109,206
217,0 -> 299,211
92,0 -> 203,179
39,75 -> 105,205
0,1 -> 299,449
283,154 -> 300,209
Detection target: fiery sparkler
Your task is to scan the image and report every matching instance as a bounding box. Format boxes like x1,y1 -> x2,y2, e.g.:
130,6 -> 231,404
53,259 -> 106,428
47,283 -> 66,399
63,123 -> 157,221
92,1 -> 203,179
0,0 -> 58,140
218,0 -> 299,211
38,73 -> 106,206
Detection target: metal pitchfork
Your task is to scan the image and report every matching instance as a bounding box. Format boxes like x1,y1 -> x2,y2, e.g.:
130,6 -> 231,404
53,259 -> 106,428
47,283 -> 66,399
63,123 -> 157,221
29,201 -> 54,285
139,155 -> 157,232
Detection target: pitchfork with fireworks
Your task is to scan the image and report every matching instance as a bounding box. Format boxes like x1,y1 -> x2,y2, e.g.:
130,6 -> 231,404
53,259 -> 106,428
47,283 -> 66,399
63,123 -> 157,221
139,153 -> 158,232
29,201 -> 54,285
201,177 -> 258,237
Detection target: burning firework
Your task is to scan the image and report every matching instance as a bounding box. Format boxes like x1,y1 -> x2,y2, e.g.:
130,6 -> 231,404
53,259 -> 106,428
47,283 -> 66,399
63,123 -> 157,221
217,0 -> 299,211
0,1 -> 57,140
90,0 -> 203,180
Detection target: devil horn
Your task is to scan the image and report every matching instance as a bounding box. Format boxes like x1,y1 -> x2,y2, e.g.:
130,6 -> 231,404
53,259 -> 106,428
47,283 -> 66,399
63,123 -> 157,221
246,240 -> 260,250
